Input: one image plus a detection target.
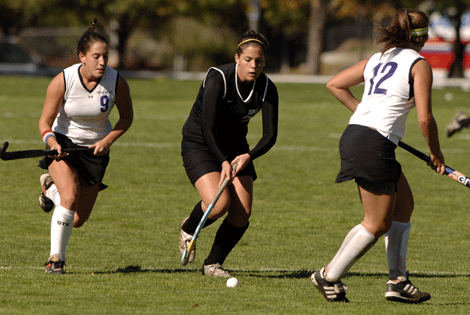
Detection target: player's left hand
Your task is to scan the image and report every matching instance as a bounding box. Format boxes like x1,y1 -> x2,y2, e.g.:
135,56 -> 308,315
428,150 -> 445,175
90,140 -> 111,156
231,153 -> 251,176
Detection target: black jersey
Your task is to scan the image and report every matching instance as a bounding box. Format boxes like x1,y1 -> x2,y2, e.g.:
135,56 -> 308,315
182,63 -> 278,164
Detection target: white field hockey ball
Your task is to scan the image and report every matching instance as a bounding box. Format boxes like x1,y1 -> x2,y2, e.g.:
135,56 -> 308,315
226,277 -> 239,288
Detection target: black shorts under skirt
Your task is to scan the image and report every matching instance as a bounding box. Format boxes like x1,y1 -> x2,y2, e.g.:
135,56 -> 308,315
181,139 -> 257,185
38,133 -> 109,191
335,124 -> 401,195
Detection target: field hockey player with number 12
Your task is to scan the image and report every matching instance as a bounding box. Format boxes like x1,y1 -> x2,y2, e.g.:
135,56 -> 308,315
311,9 -> 445,303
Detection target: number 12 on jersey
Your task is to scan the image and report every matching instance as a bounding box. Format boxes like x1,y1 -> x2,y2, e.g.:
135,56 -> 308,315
368,62 -> 398,95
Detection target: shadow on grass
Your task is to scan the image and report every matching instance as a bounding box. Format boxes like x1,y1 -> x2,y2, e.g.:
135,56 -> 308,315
95,266 -> 470,280
94,265 -> 197,274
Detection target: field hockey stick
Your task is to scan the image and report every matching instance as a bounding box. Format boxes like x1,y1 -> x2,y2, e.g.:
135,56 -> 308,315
0,141 -> 94,161
181,163 -> 238,266
398,141 -> 470,188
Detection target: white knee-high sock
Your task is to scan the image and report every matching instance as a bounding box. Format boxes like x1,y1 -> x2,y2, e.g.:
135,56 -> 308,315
46,184 -> 61,207
50,205 -> 75,261
326,224 -> 377,282
384,221 -> 411,279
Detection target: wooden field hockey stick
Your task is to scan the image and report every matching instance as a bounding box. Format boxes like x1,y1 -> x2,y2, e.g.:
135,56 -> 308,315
398,141 -> 470,188
1,141 -> 94,161
181,163 -> 238,266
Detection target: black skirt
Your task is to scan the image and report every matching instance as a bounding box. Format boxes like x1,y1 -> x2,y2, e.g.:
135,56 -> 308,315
181,139 -> 257,185
38,133 -> 109,190
335,124 -> 401,194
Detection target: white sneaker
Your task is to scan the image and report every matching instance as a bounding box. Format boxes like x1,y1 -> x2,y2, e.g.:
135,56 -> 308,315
39,173 -> 54,213
202,263 -> 232,277
179,218 -> 195,263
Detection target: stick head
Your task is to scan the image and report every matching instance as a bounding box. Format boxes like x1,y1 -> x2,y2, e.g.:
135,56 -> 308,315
0,141 -> 9,161
181,240 -> 195,266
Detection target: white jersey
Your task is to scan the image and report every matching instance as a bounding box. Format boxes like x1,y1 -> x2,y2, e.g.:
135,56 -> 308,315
349,47 -> 425,145
52,63 -> 118,146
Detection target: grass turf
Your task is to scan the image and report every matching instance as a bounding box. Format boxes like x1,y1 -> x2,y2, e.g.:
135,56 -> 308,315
1,75 -> 470,314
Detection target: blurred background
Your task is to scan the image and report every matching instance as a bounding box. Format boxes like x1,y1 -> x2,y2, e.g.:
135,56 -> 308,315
1,0 -> 470,80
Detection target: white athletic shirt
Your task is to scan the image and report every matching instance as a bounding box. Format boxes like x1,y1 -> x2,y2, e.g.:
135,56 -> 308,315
52,63 -> 118,146
349,47 -> 424,145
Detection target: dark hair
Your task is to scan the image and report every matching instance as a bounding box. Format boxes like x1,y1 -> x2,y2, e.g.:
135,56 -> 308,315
76,18 -> 108,56
377,9 -> 429,53
236,30 -> 269,57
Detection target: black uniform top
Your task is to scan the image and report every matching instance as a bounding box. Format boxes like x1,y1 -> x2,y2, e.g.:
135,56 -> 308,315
182,63 -> 278,164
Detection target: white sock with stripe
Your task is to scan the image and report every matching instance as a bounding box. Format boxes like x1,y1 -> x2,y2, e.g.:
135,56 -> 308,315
385,221 -> 411,279
50,205 -> 75,261
326,224 -> 377,282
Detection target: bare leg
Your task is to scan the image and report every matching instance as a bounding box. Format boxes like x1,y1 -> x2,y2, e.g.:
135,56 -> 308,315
386,172 -> 414,280
325,186 -> 395,282
194,172 -> 231,220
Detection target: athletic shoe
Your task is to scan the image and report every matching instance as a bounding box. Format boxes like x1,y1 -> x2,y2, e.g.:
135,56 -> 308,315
311,267 -> 349,302
39,173 -> 54,213
179,218 -> 195,263
45,254 -> 65,274
446,110 -> 468,137
385,272 -> 431,304
202,263 -> 232,277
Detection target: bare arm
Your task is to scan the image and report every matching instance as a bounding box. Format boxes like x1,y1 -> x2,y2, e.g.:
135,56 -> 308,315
38,73 -> 65,155
326,59 -> 369,113
412,59 -> 445,174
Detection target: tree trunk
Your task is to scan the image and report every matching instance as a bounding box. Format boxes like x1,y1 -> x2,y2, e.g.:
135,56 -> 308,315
305,0 -> 327,75
280,31 -> 290,73
116,15 -> 131,70
448,5 -> 466,78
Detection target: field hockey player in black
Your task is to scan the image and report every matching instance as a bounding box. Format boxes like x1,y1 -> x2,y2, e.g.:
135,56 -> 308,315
179,30 -> 278,277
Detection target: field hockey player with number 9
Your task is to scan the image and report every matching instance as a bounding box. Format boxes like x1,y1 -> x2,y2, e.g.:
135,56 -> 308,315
37,19 -> 133,274
311,9 -> 445,303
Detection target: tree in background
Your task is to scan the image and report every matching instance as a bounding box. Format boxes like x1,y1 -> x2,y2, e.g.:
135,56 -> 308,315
303,0 -> 398,75
4,0 -> 469,76
165,0 -> 246,71
54,0 -> 176,69
0,0 -> 60,37
257,0 -> 310,72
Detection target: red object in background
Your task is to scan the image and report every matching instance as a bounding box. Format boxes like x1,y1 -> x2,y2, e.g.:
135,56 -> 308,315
420,38 -> 470,69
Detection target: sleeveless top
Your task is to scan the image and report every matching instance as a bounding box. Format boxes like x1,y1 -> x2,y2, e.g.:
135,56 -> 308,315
52,63 -> 118,146
349,47 -> 425,145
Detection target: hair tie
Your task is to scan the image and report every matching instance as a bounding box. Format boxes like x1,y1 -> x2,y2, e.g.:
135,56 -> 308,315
411,27 -> 428,37
237,38 -> 265,49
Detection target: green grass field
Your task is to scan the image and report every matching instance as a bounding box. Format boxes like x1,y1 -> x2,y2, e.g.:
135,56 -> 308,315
1,75 -> 470,314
